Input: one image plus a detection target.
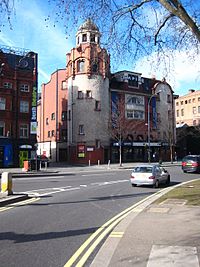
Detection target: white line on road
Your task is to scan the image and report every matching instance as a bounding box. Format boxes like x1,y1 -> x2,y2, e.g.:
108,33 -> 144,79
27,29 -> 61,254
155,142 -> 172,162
91,180 -> 129,186
13,176 -> 65,180
81,173 -> 115,177
20,186 -> 80,197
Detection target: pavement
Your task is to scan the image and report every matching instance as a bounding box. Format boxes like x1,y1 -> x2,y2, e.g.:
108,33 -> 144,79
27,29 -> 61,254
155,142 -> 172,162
1,161 -> 200,266
91,180 -> 200,267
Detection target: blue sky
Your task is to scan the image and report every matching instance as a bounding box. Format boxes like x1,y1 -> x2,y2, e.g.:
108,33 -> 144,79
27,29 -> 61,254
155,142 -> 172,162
0,0 -> 199,96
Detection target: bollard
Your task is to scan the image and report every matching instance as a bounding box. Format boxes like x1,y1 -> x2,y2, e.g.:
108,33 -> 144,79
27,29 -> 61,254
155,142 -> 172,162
98,160 -> 100,166
1,172 -> 13,195
89,160 -> 91,166
108,160 -> 110,169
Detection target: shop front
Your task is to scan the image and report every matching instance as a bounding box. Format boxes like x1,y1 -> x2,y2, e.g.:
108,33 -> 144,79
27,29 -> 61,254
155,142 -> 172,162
0,138 -> 13,167
111,141 -> 162,163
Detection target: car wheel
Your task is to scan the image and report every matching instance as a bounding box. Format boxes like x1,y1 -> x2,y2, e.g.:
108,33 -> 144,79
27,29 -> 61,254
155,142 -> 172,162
154,180 -> 159,188
166,176 -> 170,185
183,170 -> 187,173
132,184 -> 137,187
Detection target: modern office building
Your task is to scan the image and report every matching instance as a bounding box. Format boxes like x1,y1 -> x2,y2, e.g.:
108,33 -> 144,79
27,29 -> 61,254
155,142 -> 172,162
0,45 -> 38,167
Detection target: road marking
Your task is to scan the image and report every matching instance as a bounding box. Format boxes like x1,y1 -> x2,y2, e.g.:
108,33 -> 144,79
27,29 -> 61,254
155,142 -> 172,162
0,197 -> 40,213
147,245 -> 199,267
64,189 -> 167,267
147,207 -> 170,213
91,179 -> 129,186
109,231 -> 124,238
23,187 -> 80,197
82,173 -> 115,177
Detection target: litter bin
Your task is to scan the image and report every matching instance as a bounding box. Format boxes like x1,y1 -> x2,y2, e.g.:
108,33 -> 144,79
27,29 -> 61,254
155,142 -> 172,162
29,159 -> 40,171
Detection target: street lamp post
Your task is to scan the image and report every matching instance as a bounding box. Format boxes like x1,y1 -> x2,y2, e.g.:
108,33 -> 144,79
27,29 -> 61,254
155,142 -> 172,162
147,91 -> 161,163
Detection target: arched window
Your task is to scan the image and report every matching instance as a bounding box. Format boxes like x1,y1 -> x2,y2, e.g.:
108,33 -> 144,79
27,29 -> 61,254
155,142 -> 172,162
92,62 -> 98,73
77,59 -> 85,72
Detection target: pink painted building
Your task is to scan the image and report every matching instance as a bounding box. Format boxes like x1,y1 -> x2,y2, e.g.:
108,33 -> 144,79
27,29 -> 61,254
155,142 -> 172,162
37,69 -> 68,162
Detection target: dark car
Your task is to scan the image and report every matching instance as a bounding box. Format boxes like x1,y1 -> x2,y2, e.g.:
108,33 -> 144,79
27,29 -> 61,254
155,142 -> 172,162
182,155 -> 200,173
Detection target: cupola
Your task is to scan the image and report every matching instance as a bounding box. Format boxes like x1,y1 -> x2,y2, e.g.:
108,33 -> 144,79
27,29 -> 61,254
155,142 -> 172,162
76,18 -> 101,46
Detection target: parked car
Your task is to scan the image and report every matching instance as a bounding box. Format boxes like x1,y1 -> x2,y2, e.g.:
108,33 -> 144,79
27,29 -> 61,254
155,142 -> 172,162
130,164 -> 170,188
182,155 -> 200,173
36,155 -> 50,167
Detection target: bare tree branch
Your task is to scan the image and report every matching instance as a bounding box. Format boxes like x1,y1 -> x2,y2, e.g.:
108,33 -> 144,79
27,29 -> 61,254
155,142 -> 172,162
154,13 -> 175,45
158,0 -> 200,41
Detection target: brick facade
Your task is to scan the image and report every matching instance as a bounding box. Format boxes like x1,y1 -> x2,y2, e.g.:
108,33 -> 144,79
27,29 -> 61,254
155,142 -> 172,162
0,46 -> 38,167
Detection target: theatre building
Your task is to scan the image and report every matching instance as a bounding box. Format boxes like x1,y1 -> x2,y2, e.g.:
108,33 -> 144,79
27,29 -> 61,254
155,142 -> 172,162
37,19 -> 176,165
110,72 -> 176,163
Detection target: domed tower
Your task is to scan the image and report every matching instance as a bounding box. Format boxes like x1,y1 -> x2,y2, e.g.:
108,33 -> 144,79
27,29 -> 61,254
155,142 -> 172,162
66,18 -> 110,164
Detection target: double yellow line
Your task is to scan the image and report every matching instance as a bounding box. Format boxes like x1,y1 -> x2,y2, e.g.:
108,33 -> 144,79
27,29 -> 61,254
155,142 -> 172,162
64,190 -> 163,267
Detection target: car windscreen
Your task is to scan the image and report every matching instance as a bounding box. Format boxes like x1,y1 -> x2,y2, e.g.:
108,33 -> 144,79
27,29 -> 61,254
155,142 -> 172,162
133,167 -> 152,173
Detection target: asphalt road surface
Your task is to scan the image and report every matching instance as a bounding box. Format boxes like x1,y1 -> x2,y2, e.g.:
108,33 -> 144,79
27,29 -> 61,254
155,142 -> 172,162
0,165 -> 198,267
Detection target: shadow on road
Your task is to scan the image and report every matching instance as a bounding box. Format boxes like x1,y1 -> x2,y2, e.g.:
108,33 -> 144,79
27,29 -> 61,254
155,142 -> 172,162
0,226 -> 99,243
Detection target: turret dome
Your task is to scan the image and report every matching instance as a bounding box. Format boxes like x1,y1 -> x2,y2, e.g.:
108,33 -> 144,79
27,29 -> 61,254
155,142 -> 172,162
78,18 -> 99,32
76,18 -> 101,46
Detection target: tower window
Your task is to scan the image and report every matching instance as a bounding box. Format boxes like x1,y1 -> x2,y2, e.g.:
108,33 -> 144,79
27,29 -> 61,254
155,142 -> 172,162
79,125 -> 84,135
95,101 -> 101,111
78,91 -> 84,99
82,34 -> 87,42
77,59 -> 85,72
90,34 -> 95,42
51,113 -> 55,120
92,62 -> 98,73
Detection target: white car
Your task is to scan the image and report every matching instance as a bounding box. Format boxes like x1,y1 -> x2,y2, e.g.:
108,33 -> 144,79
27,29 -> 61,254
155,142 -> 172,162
130,164 -> 170,188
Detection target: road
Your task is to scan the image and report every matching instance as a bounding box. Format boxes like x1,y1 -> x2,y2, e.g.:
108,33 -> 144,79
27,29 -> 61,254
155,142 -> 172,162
0,165 -> 199,267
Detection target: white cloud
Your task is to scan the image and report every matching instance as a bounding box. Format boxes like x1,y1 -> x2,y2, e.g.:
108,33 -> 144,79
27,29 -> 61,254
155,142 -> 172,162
0,33 -> 15,47
1,0 -> 73,87
134,49 -> 200,96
